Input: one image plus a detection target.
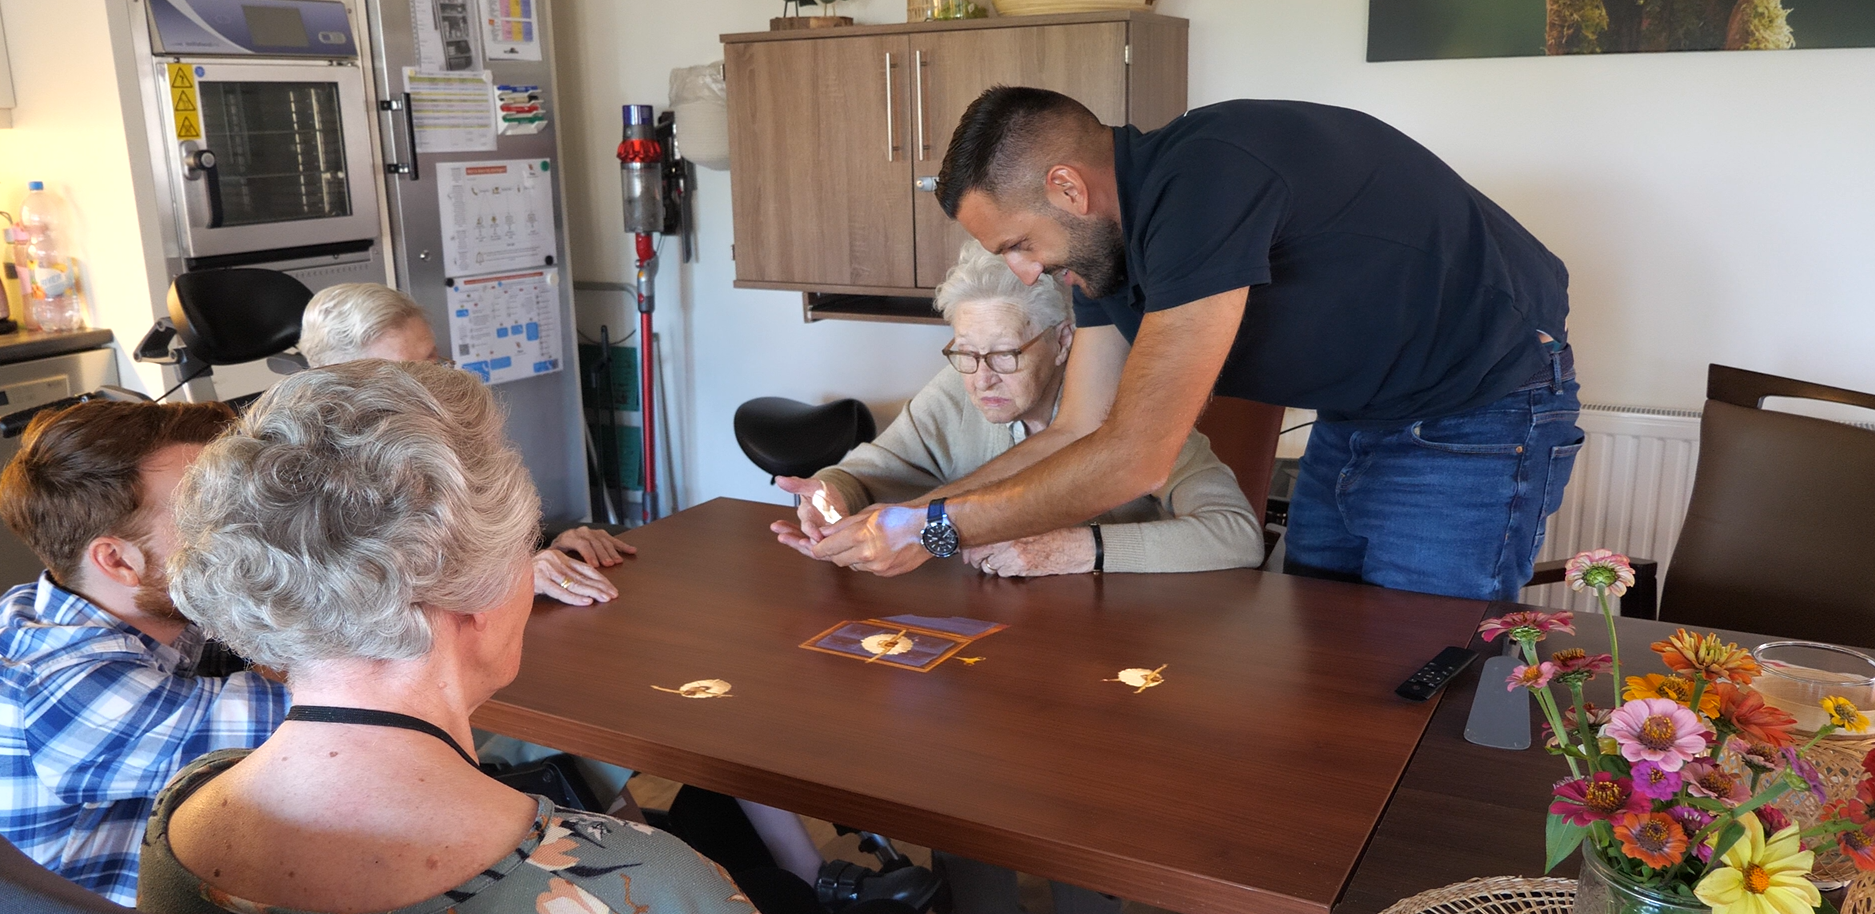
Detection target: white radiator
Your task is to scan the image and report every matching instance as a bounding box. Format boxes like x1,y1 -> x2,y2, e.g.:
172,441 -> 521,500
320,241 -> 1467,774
1524,404 -> 1704,613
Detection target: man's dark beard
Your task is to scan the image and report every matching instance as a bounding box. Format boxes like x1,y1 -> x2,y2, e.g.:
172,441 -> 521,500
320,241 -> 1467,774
1051,210 -> 1128,299
132,553 -> 186,623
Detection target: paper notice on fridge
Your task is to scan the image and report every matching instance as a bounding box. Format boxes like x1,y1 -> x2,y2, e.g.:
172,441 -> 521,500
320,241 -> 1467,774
404,68 -> 498,153
479,0 -> 542,61
411,0 -> 482,72
446,267 -> 563,386
436,158 -> 556,277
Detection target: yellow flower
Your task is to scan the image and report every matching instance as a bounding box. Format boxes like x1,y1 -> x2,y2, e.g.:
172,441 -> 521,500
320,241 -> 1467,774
1625,673 -> 1722,717
1694,813 -> 1819,914
1822,696 -> 1869,733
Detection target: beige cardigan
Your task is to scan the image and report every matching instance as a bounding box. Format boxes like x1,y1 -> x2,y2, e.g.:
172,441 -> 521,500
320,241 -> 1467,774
813,369 -> 1264,573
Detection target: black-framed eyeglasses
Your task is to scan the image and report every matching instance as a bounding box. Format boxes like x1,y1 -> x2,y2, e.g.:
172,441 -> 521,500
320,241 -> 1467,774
942,323 -> 1061,375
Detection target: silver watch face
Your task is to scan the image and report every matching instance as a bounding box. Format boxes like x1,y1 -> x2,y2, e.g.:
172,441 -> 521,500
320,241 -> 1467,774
921,522 -> 959,558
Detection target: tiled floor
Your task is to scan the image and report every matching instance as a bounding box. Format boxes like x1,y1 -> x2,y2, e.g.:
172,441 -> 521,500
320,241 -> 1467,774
627,773 -> 1174,914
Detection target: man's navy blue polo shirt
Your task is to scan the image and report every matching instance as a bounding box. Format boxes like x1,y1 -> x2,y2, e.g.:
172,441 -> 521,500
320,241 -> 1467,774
1073,100 -> 1570,425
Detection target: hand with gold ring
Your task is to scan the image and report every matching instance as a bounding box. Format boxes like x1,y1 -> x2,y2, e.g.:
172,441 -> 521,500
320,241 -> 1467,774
533,548 -> 619,606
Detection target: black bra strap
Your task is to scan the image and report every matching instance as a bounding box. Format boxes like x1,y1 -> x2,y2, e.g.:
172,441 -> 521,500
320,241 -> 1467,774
286,705 -> 478,768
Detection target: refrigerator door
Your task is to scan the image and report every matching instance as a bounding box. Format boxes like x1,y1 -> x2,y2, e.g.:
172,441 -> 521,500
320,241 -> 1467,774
364,0 -> 587,523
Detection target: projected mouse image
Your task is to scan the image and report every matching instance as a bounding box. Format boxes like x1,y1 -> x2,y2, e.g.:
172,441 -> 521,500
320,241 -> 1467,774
1368,0 -> 1875,60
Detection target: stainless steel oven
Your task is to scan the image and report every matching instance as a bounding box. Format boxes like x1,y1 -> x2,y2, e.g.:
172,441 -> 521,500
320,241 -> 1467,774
143,0 -> 381,266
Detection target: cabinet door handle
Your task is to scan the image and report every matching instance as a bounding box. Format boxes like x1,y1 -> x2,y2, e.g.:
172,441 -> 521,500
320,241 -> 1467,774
913,49 -> 928,161
884,52 -> 897,162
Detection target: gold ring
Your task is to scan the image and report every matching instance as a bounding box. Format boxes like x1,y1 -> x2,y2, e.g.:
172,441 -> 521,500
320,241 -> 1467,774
560,577 -> 574,589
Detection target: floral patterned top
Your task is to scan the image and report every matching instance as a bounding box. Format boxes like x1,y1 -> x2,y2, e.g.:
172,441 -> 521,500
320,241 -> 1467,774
138,749 -> 756,914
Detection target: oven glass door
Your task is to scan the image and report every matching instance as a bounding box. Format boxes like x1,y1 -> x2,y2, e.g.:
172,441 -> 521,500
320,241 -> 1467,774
165,61 -> 380,259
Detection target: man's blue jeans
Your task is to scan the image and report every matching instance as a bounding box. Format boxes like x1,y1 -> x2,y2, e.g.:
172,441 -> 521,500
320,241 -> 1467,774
1285,363 -> 1584,602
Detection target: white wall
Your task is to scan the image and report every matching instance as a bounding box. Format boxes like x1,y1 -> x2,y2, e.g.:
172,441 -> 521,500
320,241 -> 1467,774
553,0 -> 1875,510
0,0 -> 170,392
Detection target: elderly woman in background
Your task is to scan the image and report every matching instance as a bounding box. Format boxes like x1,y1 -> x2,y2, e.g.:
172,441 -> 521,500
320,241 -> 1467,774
774,242 -> 1263,576
300,282 -> 628,607
137,361 -> 754,914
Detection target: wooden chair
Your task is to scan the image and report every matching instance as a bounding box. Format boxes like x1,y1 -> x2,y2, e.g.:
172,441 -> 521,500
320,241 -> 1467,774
1194,396 -> 1288,565
1532,364 -> 1875,638
1661,364 -> 1875,640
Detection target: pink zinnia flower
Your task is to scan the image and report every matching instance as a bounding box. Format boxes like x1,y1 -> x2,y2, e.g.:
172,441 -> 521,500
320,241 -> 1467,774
1603,698 -> 1706,772
1551,772 -> 1650,826
1507,662 -> 1557,691
1682,758 -> 1751,805
1479,610 -> 1575,643
1565,549 -> 1636,596
1631,760 -> 1684,801
1669,804 -> 1715,861
1549,648 -> 1614,684
1780,746 -> 1828,803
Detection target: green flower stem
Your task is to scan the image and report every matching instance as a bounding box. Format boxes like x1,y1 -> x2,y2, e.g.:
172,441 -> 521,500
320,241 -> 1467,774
1688,676 -> 1708,723
1532,686 -> 1582,778
1569,680 -> 1602,770
1797,724 -> 1838,754
1596,586 -> 1622,700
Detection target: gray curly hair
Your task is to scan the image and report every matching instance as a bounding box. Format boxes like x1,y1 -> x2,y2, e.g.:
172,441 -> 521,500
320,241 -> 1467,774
932,241 -> 1070,333
299,283 -> 429,367
169,360 -> 540,669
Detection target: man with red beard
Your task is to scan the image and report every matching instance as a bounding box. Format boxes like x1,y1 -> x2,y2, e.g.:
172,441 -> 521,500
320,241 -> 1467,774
0,400 -> 288,905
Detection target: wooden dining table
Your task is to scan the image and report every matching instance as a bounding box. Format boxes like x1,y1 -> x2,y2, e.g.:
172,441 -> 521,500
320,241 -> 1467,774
470,497 -> 1861,914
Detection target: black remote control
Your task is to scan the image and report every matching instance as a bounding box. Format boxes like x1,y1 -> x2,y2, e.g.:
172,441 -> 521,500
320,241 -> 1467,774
1395,646 -> 1478,701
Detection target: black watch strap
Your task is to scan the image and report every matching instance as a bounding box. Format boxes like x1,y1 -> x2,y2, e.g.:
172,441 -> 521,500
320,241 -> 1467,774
1090,523 -> 1104,573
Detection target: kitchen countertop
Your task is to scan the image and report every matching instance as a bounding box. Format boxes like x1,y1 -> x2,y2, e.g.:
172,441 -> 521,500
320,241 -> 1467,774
0,328 -> 115,366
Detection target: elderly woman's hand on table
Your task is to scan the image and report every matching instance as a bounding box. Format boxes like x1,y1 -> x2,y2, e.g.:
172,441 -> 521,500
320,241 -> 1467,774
963,527 -> 1096,577
535,527 -> 635,605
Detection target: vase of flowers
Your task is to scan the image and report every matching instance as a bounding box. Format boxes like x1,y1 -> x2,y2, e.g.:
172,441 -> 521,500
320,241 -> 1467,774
1486,550 -> 1875,914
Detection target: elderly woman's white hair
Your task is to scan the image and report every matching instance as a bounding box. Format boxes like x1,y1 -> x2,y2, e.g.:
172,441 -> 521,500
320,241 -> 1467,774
169,360 -> 540,669
933,241 -> 1071,332
298,283 -> 429,367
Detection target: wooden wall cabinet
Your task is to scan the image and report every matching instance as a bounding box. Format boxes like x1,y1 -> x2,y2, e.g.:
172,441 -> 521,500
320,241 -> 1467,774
722,12 -> 1187,324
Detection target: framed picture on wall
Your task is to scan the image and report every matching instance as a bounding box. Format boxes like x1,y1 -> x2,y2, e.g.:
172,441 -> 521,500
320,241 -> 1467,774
1368,0 -> 1875,61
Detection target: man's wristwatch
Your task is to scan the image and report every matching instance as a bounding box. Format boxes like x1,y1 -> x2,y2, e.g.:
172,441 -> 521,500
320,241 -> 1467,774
920,498 -> 960,558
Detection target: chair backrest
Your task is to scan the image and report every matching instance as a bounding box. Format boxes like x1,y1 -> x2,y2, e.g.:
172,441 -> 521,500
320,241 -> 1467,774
0,836 -> 135,914
1193,396 -> 1287,526
167,269 -> 313,366
733,397 -> 878,480
1661,365 -> 1875,641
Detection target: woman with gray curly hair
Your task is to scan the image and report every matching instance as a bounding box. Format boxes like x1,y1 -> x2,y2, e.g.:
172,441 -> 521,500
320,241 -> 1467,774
136,361 -> 754,914
298,282 -> 633,608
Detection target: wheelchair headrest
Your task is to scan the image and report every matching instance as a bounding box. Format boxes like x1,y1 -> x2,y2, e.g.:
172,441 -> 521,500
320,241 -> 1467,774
167,269 -> 312,366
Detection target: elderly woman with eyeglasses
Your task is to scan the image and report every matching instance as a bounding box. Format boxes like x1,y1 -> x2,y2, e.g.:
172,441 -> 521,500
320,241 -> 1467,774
138,361 -> 756,914
773,243 -> 1262,577
299,282 -> 630,608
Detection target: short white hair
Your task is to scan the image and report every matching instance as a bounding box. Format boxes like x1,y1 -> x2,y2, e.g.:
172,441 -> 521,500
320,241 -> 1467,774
169,360 -> 540,669
299,283 -> 429,367
932,241 -> 1070,333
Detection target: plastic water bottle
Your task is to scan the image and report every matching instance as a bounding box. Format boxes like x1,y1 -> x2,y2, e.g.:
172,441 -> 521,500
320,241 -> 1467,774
4,226 -> 31,331
17,182 -> 86,332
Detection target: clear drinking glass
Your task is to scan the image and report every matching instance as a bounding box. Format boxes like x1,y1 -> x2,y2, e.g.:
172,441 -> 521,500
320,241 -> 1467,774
1752,641 -> 1875,736
1574,847 -> 1708,914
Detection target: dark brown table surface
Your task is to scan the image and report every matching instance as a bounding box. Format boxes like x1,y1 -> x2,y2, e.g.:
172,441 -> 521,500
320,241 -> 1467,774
1337,611 -> 1875,914
473,498 -> 1497,914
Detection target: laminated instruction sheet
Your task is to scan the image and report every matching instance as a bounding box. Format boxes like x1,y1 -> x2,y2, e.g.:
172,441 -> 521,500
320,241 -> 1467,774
404,68 -> 499,153
446,267 -> 563,385
436,158 -> 556,277
480,0 -> 542,61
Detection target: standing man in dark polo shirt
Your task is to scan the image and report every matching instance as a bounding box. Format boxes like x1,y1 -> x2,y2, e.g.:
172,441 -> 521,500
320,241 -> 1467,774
810,86 -> 1583,602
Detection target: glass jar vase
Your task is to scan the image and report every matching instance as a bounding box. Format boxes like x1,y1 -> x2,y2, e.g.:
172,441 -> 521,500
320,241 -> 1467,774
1574,847 -> 1708,914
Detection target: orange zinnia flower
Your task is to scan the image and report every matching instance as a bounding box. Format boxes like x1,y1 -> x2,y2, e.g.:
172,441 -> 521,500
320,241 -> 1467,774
1710,681 -> 1797,748
1652,630 -> 1760,685
1614,811 -> 1689,868
1626,673 -> 1722,717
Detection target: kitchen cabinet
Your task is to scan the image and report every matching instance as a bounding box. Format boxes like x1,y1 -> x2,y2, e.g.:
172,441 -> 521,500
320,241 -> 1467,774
723,11 -> 1186,323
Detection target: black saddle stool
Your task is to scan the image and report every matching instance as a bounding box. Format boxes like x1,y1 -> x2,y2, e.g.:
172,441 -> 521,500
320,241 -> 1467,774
733,397 -> 877,480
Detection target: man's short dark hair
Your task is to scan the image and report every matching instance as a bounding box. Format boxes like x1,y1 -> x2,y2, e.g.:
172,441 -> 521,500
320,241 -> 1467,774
936,86 -> 1103,218
0,400 -> 234,584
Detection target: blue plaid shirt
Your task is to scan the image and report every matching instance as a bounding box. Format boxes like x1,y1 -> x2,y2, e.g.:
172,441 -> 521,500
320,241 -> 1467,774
0,575 -> 288,905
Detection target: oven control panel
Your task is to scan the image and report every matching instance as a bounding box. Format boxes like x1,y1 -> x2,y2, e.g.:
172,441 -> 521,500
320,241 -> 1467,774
149,0 -> 357,58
